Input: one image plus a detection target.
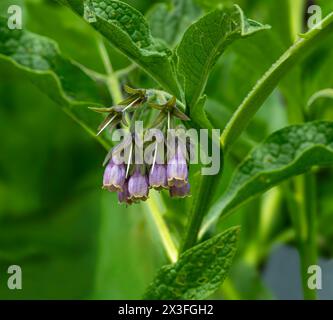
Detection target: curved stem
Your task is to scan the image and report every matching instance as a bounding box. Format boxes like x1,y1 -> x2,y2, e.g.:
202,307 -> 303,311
97,38 -> 123,103
221,12 -> 333,153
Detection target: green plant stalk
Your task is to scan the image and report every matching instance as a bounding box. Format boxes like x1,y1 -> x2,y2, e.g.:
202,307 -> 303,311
288,0 -> 306,42
284,83 -> 318,300
180,130 -> 223,253
244,187 -> 282,266
97,38 -> 123,103
145,193 -> 178,263
221,11 -> 333,153
298,173 -> 318,300
180,173 -> 214,252
98,49 -> 178,263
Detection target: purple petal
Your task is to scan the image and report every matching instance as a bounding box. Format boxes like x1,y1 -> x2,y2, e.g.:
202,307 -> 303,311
103,159 -> 126,192
149,164 -> 168,190
128,170 -> 149,201
170,183 -> 191,198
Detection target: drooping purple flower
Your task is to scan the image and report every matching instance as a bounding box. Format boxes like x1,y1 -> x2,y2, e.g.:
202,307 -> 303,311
128,168 -> 149,201
170,182 -> 191,198
118,181 -> 133,205
167,144 -> 188,187
149,164 -> 168,190
103,158 -> 126,192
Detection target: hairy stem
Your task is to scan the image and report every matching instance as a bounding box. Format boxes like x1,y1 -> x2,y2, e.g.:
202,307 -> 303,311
97,38 -> 123,103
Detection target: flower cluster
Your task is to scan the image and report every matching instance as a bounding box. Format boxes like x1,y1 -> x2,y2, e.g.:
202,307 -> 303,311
103,142 -> 190,205
92,86 -> 192,205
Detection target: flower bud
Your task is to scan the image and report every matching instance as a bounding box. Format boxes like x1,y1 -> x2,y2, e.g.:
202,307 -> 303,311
170,183 -> 191,198
149,164 -> 168,190
103,159 -> 126,192
128,168 -> 149,201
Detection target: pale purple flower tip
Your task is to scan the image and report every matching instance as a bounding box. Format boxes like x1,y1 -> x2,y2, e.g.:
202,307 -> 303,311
128,169 -> 149,201
118,181 -> 133,205
167,145 -> 188,187
149,164 -> 168,190
170,183 -> 191,198
103,158 -> 126,192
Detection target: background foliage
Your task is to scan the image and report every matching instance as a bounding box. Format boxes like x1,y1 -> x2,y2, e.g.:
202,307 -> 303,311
1,0 -> 333,299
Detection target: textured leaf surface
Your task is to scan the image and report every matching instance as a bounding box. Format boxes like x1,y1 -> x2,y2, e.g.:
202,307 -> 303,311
201,121 -> 333,236
0,18 -> 108,147
60,0 -> 180,96
148,0 -> 200,47
143,227 -> 239,300
176,4 -> 269,109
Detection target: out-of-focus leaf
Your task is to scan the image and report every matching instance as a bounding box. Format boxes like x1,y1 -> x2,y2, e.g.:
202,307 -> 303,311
59,0 -> 180,96
222,261 -> 273,300
176,4 -> 269,110
201,121 -> 333,236
0,191 -> 102,299
24,0 -> 107,73
307,89 -> 333,116
148,0 -> 201,47
143,227 -> 239,300
0,17 -> 109,148
92,193 -> 166,299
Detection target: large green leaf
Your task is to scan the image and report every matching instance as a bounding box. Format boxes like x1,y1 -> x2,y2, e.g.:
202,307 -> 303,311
176,4 -> 269,111
143,227 -> 239,300
148,0 -> 201,47
59,0 -> 181,96
201,121 -> 333,236
0,17 -> 109,148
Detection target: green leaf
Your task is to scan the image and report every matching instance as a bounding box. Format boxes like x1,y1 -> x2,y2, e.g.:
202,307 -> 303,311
143,226 -> 240,300
221,11 -> 333,152
59,0 -> 181,96
201,121 -> 333,237
0,17 -> 109,149
176,4 -> 269,109
148,0 -> 201,47
190,95 -> 214,129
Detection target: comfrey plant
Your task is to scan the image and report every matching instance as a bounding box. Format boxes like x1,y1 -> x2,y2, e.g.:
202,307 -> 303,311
95,86 -> 192,204
2,0 -> 333,300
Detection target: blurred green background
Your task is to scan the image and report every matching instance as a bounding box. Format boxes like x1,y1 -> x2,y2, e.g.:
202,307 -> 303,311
1,0 -> 333,299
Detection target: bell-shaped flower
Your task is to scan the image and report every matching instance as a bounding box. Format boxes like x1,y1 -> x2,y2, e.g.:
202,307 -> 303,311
167,144 -> 188,187
149,164 -> 168,190
128,167 -> 149,201
103,158 -> 126,192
